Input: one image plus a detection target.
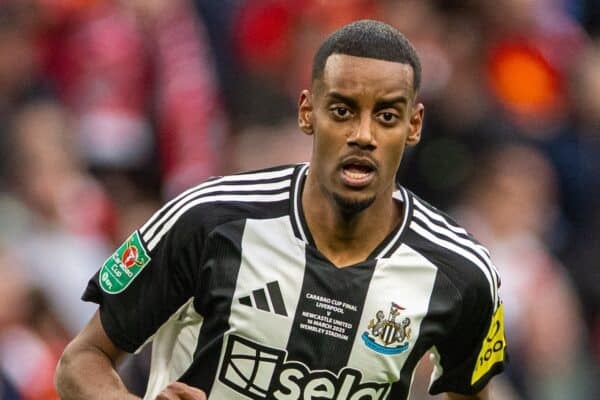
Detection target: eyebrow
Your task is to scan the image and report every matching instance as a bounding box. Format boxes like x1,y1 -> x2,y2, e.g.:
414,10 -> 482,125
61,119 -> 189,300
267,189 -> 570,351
326,92 -> 358,109
326,92 -> 408,110
375,96 -> 408,111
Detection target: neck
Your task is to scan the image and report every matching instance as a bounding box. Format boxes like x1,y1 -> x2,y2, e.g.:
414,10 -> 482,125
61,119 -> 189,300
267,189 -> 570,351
302,173 -> 401,268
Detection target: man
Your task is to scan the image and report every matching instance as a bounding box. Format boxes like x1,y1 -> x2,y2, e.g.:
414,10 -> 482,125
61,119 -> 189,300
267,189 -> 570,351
55,20 -> 505,400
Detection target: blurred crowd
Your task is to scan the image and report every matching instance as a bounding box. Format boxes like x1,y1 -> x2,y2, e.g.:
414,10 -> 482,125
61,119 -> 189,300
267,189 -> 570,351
0,0 -> 598,399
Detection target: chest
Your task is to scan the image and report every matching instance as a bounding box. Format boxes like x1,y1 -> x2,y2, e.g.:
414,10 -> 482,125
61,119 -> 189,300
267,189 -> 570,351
196,217 -> 446,398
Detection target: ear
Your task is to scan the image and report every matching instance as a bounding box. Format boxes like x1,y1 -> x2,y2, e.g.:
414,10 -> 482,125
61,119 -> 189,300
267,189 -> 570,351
298,89 -> 314,135
406,103 -> 424,146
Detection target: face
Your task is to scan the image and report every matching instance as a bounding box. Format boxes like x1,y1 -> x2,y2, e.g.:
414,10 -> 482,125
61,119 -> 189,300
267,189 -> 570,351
298,54 -> 424,214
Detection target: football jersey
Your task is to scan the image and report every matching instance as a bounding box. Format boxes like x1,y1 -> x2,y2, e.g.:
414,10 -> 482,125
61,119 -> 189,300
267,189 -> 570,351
83,163 -> 506,400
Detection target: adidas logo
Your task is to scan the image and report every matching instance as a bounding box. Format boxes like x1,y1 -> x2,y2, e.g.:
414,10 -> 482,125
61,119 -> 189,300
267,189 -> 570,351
239,281 -> 287,316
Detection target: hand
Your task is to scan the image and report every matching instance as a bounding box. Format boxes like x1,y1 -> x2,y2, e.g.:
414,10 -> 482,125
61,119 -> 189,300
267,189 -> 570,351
155,382 -> 207,400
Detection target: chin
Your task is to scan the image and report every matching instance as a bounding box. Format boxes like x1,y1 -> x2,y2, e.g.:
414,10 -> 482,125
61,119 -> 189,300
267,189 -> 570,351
332,192 -> 376,216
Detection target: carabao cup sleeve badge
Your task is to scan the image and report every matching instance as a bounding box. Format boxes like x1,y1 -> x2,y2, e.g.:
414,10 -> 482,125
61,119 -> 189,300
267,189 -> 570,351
100,231 -> 151,294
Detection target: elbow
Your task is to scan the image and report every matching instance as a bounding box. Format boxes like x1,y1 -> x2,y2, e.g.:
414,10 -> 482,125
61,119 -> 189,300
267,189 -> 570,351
54,341 -> 78,397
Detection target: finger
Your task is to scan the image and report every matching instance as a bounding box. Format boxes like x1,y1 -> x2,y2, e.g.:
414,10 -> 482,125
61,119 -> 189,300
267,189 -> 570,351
167,382 -> 207,400
155,390 -> 177,400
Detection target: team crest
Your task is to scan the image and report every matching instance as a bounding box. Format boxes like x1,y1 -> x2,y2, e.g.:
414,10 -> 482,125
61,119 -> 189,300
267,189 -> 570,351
100,231 -> 151,294
361,303 -> 411,355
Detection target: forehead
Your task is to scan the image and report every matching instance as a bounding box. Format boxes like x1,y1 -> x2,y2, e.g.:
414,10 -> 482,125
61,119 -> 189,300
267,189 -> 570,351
319,54 -> 415,100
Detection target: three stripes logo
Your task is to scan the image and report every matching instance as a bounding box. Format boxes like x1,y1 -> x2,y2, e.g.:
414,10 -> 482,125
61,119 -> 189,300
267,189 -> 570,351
239,281 -> 288,317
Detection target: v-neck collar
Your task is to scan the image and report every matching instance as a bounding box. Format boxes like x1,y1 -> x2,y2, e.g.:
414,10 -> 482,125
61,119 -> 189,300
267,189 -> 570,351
289,163 -> 413,261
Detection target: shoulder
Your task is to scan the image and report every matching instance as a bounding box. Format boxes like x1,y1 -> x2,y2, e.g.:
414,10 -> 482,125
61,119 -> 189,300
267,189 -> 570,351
138,164 -> 301,252
402,190 -> 500,308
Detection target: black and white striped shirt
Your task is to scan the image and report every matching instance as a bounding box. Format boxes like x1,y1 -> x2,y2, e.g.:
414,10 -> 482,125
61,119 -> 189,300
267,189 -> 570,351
84,163 -> 505,400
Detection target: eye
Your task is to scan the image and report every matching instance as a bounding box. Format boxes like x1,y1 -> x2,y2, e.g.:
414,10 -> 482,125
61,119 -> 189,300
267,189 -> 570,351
330,106 -> 352,120
377,111 -> 399,125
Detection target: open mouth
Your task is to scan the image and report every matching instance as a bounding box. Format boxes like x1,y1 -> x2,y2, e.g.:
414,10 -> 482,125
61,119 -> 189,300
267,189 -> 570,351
340,158 -> 377,187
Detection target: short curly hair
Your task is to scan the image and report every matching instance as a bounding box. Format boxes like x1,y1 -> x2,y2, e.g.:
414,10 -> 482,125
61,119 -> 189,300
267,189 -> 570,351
312,20 -> 422,93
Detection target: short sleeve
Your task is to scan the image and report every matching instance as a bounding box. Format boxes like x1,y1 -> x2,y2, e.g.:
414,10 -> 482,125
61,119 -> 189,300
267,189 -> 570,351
428,283 -> 507,395
82,213 -> 204,353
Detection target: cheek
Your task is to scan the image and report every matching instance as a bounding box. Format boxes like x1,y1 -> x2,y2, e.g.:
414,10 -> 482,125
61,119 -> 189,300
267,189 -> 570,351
314,125 -> 346,153
382,139 -> 407,172
310,129 -> 338,171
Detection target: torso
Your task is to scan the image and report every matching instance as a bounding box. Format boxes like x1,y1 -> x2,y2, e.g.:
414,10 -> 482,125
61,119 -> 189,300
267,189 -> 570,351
83,164 -> 501,400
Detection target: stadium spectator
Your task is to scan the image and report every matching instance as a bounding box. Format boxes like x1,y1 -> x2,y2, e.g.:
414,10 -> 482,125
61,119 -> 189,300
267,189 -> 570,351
454,144 -> 597,400
32,0 -> 228,197
4,100 -> 114,335
0,245 -> 64,400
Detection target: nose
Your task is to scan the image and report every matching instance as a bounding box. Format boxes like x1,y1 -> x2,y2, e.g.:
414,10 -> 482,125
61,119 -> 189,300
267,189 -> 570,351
348,113 -> 376,149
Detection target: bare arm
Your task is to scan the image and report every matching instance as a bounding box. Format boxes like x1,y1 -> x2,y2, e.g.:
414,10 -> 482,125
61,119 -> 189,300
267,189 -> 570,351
55,310 -> 207,400
444,386 -> 490,400
54,310 -> 140,400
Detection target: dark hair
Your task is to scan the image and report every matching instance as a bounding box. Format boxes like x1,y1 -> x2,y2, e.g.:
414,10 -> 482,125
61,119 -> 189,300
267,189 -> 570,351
312,20 -> 422,93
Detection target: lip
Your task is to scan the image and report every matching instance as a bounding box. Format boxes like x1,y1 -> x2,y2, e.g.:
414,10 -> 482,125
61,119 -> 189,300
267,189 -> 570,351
339,156 -> 378,188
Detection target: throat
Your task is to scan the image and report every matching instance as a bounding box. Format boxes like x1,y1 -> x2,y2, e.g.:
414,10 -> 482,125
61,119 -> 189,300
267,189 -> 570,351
315,235 -> 376,268
300,172 -> 402,268
303,196 -> 402,268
